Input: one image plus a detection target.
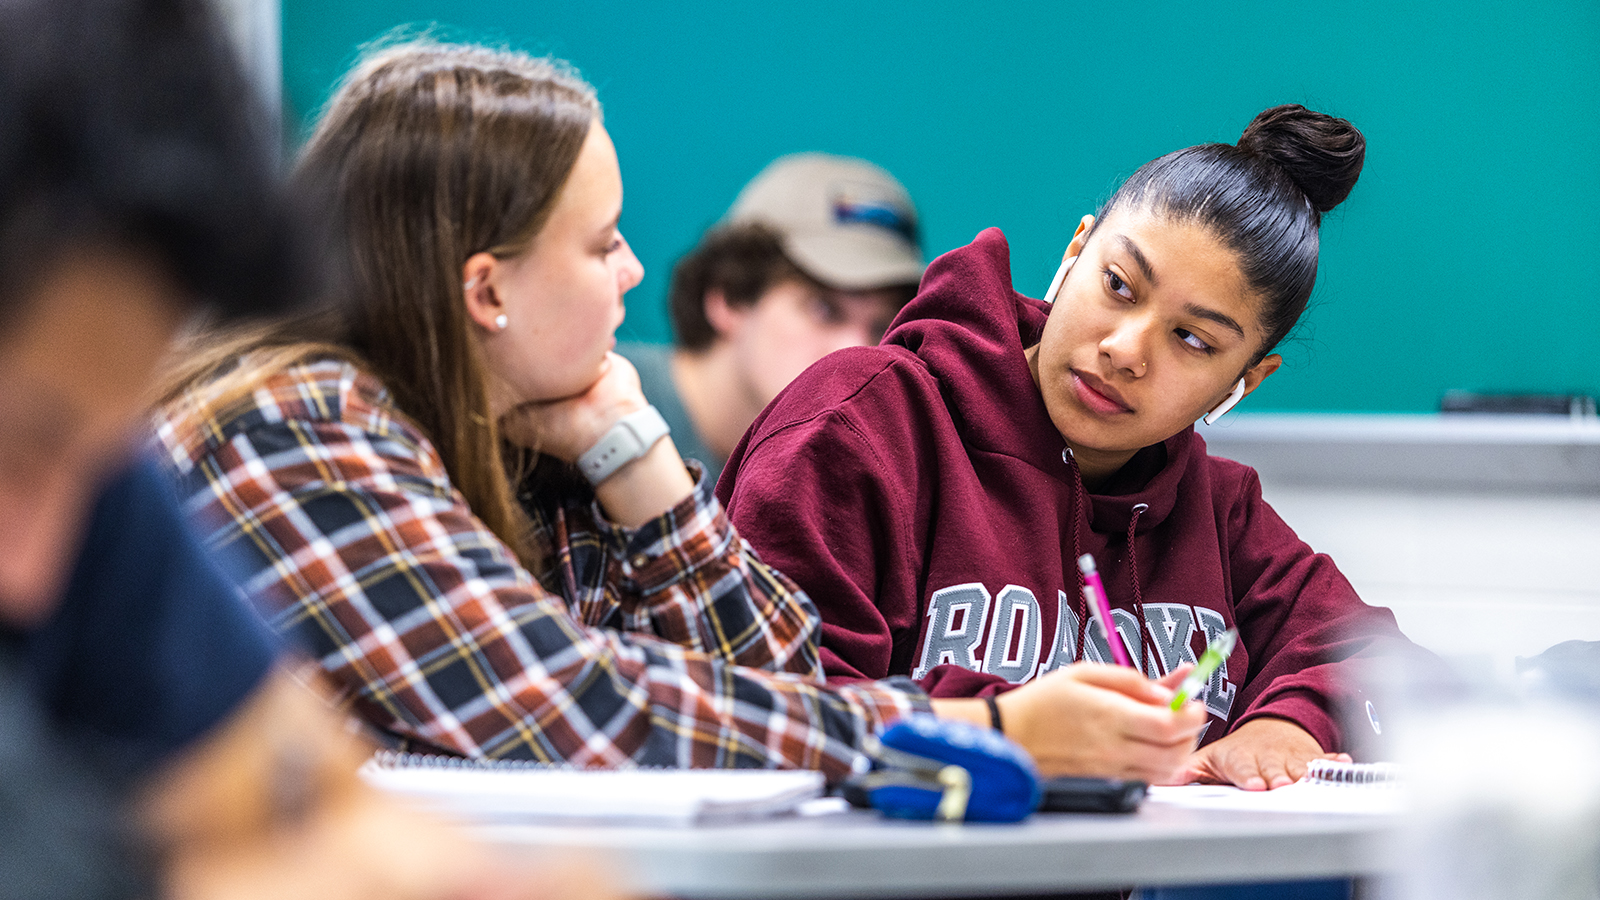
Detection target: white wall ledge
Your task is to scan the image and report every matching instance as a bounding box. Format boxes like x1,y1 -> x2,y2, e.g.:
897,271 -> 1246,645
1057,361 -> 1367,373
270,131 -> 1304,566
1197,413 -> 1600,494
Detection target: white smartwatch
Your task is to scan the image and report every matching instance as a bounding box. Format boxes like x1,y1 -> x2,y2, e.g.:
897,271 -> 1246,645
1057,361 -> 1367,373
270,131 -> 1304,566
576,406 -> 671,486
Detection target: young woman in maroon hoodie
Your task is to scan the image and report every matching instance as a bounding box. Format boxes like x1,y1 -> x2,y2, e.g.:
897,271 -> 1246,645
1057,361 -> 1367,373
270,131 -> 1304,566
721,105 -> 1418,790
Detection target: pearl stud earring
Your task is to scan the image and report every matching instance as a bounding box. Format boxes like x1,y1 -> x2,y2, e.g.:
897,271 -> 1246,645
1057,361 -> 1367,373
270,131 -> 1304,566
494,313 -> 508,330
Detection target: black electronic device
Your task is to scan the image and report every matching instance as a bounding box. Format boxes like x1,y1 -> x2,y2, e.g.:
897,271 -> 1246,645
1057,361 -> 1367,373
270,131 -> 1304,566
1036,776 -> 1147,814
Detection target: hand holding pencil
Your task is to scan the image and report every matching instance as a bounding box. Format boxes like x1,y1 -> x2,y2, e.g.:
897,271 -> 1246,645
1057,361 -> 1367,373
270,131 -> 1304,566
970,663 -> 1207,783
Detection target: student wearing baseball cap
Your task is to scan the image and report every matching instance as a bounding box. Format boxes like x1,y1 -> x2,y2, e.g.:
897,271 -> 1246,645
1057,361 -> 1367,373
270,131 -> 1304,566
621,153 -> 924,483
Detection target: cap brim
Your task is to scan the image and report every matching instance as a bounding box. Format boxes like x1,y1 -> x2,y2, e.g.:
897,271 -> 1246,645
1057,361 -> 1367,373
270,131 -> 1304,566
783,229 -> 925,292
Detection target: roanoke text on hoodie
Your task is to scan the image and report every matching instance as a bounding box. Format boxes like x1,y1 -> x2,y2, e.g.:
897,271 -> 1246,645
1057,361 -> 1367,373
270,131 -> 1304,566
721,228 -> 1423,751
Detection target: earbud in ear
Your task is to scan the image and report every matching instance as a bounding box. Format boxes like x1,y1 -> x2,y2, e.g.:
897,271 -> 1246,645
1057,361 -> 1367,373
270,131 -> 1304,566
1203,379 -> 1247,425
1042,256 -> 1077,304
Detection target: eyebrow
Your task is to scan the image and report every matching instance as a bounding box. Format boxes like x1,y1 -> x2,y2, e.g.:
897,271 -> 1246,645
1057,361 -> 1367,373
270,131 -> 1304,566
1115,235 -> 1159,287
1184,303 -> 1247,340
1114,233 -> 1247,341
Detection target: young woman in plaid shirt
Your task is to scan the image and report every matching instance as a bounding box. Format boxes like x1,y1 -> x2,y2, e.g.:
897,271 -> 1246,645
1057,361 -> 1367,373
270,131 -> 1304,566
156,42 -> 1203,781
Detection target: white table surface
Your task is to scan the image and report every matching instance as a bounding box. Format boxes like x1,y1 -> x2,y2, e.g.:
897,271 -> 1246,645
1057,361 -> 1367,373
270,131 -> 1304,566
479,799 -> 1399,898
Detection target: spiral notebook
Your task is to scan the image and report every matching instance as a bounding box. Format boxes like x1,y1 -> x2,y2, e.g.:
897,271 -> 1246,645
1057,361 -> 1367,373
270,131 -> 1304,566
1144,760 -> 1404,815
358,751 -> 826,825
1302,759 -> 1401,785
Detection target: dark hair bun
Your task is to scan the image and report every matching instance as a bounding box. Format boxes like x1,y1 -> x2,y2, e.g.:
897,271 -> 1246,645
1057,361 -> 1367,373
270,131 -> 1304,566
1237,104 -> 1365,214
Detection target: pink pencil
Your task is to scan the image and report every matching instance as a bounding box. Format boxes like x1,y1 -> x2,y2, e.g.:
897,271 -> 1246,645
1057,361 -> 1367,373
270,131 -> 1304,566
1078,553 -> 1133,667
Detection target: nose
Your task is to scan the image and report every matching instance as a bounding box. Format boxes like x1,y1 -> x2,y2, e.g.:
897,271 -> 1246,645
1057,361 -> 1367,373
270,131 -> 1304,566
0,477 -> 86,626
617,234 -> 644,294
1099,313 -> 1156,377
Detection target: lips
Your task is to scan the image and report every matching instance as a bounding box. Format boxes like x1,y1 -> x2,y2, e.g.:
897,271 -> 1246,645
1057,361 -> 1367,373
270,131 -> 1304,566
1070,369 -> 1133,415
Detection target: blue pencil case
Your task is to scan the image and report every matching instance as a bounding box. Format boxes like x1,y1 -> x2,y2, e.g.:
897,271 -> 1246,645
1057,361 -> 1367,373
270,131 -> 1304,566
847,714 -> 1041,823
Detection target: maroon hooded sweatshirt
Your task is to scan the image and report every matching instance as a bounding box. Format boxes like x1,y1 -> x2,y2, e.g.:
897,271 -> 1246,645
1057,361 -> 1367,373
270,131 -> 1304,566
720,228 -> 1419,751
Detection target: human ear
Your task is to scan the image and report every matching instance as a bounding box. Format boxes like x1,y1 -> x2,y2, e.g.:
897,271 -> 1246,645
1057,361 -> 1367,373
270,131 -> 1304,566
1064,214 -> 1096,259
702,288 -> 749,339
1241,353 -> 1283,396
1043,216 -> 1098,304
461,252 -> 505,332
1203,355 -> 1281,425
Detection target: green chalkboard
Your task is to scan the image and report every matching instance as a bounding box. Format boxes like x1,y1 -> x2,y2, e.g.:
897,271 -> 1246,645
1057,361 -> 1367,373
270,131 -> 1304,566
283,0 -> 1600,412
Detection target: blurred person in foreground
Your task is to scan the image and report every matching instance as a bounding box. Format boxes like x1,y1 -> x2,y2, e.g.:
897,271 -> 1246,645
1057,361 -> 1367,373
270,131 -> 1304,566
620,154 -> 924,483
0,0 -> 619,897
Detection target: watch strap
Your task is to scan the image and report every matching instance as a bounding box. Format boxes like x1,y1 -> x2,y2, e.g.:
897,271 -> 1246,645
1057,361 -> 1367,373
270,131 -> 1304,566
576,406 -> 671,486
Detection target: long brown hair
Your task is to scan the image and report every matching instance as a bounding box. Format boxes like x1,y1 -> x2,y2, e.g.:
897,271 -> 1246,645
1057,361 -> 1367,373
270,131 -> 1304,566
165,41 -> 599,565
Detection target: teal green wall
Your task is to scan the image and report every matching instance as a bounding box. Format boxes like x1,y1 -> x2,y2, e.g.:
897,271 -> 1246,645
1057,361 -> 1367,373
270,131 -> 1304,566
283,0 -> 1600,412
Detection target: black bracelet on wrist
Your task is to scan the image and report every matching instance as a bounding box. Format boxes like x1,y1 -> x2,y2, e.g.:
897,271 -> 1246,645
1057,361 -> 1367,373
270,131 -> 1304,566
983,694 -> 1004,733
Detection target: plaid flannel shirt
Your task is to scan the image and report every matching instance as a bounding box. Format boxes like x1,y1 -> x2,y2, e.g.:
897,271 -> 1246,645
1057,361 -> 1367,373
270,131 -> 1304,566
156,358 -> 928,778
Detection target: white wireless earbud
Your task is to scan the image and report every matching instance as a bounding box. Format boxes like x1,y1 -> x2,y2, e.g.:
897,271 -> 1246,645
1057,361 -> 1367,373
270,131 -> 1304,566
1042,255 -> 1077,304
1203,379 -> 1247,425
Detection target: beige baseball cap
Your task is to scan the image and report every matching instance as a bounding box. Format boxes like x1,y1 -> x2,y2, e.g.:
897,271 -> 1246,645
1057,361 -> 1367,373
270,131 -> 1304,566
725,153 -> 924,292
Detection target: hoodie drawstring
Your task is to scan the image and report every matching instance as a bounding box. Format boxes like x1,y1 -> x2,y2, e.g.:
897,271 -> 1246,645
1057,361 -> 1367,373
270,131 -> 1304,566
1063,448 -> 1090,660
1056,445 -> 1094,659
1063,447 -> 1158,673
1125,503 -> 1160,673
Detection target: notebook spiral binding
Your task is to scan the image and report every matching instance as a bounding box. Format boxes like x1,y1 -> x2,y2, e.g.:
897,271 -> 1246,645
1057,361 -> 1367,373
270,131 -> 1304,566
1305,759 -> 1401,786
360,750 -> 827,824
370,750 -> 572,771
369,750 -> 691,773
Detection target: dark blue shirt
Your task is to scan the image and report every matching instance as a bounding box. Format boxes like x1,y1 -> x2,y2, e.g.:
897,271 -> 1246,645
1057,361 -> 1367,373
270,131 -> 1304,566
5,458 -> 279,776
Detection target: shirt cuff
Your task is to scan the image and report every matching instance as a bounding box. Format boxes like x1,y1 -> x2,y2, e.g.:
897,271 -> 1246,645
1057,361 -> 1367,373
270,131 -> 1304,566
1234,688 -> 1341,752
838,675 -> 936,732
591,459 -> 728,592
